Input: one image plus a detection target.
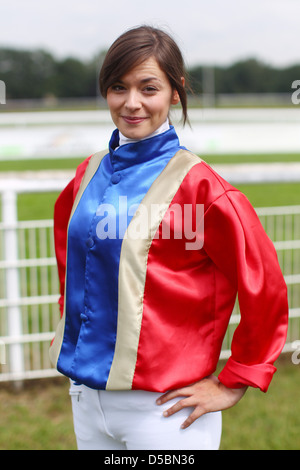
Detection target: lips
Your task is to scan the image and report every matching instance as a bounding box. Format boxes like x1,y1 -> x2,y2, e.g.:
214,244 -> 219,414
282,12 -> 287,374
122,116 -> 148,125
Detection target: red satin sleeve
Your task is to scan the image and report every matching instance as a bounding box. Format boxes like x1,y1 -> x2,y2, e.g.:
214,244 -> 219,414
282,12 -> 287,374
203,189 -> 289,392
53,178 -> 75,316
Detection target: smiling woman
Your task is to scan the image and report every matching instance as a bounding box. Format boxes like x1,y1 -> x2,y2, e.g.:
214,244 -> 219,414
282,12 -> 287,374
106,57 -> 181,140
99,26 -> 188,125
50,25 -> 288,451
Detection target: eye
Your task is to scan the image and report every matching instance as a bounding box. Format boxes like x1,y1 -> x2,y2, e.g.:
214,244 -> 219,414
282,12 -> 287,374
143,86 -> 158,94
110,84 -> 125,92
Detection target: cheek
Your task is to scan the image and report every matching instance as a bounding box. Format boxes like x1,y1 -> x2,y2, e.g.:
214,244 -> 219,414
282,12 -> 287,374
149,96 -> 172,117
106,94 -> 120,113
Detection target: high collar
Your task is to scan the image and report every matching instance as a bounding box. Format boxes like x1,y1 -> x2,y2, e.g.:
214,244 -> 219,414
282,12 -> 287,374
119,118 -> 170,147
109,126 -> 181,172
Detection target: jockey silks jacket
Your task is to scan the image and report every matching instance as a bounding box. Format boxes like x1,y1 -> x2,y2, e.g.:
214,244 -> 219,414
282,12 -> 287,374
50,126 -> 288,393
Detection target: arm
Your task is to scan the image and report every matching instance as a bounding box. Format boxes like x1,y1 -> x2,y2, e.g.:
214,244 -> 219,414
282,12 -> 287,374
53,178 -> 76,316
158,189 -> 288,428
205,190 -> 288,391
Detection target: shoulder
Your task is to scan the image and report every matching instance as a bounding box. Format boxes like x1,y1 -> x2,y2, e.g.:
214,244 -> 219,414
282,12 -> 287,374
73,149 -> 109,198
173,148 -> 240,208
54,150 -> 108,217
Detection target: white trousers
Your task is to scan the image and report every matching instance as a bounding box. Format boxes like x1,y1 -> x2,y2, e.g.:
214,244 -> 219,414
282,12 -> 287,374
69,381 -> 222,450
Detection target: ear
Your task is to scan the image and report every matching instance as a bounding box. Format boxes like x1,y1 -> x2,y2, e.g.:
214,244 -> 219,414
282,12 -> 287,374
171,77 -> 185,105
171,89 -> 180,105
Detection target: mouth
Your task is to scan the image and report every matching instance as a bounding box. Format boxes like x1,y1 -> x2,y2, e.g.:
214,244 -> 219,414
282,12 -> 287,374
121,116 -> 148,125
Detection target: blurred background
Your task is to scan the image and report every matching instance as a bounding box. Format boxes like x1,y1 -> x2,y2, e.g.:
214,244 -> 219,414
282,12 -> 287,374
0,0 -> 300,450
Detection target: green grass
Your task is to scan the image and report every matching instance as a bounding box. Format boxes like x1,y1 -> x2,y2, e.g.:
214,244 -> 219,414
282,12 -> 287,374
0,377 -> 76,450
14,181 -> 300,222
0,357 -> 298,450
1,153 -> 300,221
0,152 -> 300,173
17,192 -> 59,221
204,153 -> 300,165
219,357 -> 300,450
236,182 -> 300,207
0,157 -> 84,173
18,183 -> 300,222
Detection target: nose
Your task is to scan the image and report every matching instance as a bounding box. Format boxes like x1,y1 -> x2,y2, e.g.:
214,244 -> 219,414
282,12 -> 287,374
125,90 -> 142,112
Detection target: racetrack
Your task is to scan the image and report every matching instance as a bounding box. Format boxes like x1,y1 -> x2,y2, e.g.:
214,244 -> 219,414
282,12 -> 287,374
0,108 -> 300,161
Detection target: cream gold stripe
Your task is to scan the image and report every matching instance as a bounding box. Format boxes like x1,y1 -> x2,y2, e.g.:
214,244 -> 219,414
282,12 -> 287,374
49,150 -> 108,367
106,149 -> 202,390
70,150 -> 109,221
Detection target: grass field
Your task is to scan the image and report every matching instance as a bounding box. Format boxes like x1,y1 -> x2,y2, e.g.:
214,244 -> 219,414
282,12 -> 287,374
0,357 -> 299,450
13,181 -> 300,222
2,152 -> 300,220
0,152 -> 300,450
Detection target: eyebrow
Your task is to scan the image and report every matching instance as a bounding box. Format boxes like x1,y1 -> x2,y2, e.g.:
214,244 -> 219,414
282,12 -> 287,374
140,77 -> 161,84
118,77 -> 162,85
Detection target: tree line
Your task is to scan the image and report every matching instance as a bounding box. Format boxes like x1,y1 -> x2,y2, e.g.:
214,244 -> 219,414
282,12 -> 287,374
189,59 -> 300,95
0,47 -> 299,100
0,48 -> 105,100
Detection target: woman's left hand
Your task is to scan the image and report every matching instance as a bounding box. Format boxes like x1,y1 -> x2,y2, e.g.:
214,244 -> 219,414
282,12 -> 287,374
156,375 -> 247,429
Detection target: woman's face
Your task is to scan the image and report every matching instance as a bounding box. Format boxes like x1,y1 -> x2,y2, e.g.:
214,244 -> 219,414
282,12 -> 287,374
106,57 -> 180,140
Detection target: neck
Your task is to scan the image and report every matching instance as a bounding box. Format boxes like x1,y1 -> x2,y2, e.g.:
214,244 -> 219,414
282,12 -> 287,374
118,118 -> 170,147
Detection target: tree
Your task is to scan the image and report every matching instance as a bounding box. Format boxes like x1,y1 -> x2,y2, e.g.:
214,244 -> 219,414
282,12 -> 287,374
1,47 -> 299,99
0,48 -> 56,99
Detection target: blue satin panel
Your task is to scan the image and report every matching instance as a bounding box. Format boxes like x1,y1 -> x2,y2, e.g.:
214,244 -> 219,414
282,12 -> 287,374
57,126 -> 183,389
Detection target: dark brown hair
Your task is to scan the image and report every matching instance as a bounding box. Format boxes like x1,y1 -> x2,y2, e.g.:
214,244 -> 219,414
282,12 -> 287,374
99,25 -> 189,124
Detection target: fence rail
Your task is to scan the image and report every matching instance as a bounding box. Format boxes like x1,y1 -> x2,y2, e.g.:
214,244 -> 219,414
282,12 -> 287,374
0,184 -> 299,383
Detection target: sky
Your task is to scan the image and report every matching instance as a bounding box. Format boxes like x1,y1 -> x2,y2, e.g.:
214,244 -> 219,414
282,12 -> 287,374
0,0 -> 299,68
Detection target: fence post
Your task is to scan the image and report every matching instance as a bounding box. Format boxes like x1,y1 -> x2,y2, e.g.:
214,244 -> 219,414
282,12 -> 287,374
2,189 -> 24,386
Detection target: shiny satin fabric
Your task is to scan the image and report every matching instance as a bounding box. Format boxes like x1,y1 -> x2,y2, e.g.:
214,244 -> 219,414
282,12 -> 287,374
50,127 -> 289,393
132,162 -> 288,392
106,149 -> 201,390
55,127 -> 185,389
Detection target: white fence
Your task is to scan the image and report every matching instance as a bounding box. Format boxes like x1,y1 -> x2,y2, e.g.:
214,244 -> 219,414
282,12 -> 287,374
0,181 -> 300,383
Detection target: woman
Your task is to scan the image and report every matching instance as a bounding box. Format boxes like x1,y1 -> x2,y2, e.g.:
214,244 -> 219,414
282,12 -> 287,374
50,26 -> 288,450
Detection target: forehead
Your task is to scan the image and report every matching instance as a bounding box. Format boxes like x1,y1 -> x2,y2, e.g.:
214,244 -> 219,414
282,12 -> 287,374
120,57 -> 168,83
